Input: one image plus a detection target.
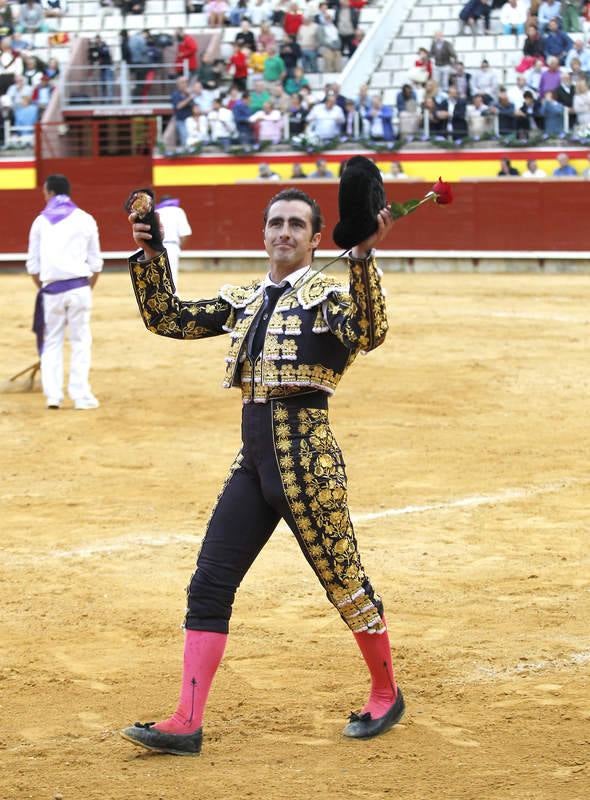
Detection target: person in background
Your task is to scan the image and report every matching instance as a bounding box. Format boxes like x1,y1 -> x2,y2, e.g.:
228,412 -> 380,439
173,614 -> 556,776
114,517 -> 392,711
522,158 -> 547,176
552,152 -> 578,175
497,158 -> 520,176
154,196 -> 192,288
26,174 -> 103,410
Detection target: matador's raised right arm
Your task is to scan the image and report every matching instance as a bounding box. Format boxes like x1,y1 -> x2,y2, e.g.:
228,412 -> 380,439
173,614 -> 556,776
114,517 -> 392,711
128,249 -> 231,340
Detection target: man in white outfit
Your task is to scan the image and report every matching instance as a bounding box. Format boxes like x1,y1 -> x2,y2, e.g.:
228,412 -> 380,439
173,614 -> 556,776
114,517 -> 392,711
26,174 -> 103,410
154,196 -> 192,288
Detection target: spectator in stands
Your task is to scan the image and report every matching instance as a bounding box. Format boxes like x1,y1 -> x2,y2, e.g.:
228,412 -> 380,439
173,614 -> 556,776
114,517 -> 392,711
305,91 -> 344,141
467,93 -> 491,136
250,76 -> 271,111
250,100 -> 284,143
450,62 -> 472,101
565,38 -> 590,71
543,18 -> 573,64
44,56 -> 60,80
42,0 -> 67,21
235,19 -> 256,50
205,0 -> 229,27
491,87 -> 517,135
556,71 -> 576,125
459,0 -> 492,35
562,0 -> 583,33
541,90 -> 564,134
497,158 -> 520,175
525,57 -> 546,93
429,31 -> 456,92
16,1 -> 47,33
385,162 -> 408,179
13,92 -> 37,137
537,0 -> 562,32
568,56 -> 587,87
5,73 -> 32,106
269,82 -> 291,112
228,42 -> 249,91
263,44 -> 287,84
500,0 -> 527,34
258,21 -> 277,52
0,0 -> 14,38
309,157 -> 335,177
1,37 -> 23,93
128,29 -> 151,96
517,25 -> 546,72
22,53 -> 43,88
283,2 -> 303,37
408,47 -> 431,85
31,72 -> 52,110
291,162 -> 307,178
297,15 -> 320,73
284,64 -> 309,95
287,92 -> 307,134
363,95 -> 395,142
185,104 -> 209,148
573,77 -> 590,129
198,53 -> 223,90
582,152 -> 590,178
354,82 -> 372,115
397,83 -> 417,112
471,59 -> 498,104
318,8 -> 342,72
516,90 -> 543,135
438,84 -> 468,139
539,55 -> 562,95
552,152 -> 577,174
335,0 -> 359,57
257,162 -> 281,179
229,0 -> 249,26
508,75 -> 528,108
250,0 -> 273,26
233,91 -> 255,144
170,75 -> 194,149
249,42 -> 268,76
175,29 -> 199,80
522,158 -> 547,176
350,25 -> 364,56
88,35 -> 114,102
279,36 -> 301,79
123,0 -> 146,13
207,95 -> 237,149
341,97 -> 357,139
192,80 -> 216,113
423,96 -> 447,135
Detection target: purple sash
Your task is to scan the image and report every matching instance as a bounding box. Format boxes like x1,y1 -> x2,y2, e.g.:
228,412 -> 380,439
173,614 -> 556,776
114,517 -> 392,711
33,277 -> 90,354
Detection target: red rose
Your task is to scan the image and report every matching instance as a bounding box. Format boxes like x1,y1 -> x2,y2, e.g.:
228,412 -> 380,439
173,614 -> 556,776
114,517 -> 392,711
432,177 -> 453,205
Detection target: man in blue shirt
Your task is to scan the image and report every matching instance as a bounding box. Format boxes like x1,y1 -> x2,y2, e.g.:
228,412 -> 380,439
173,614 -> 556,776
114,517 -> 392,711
543,19 -> 573,64
553,153 -> 578,176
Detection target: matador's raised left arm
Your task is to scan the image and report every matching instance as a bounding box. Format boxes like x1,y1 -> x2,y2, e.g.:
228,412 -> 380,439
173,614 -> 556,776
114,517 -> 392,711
323,254 -> 388,353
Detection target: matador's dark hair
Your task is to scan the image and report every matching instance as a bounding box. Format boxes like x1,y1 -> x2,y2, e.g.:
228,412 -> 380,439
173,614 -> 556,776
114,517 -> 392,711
45,174 -> 71,196
263,188 -> 324,235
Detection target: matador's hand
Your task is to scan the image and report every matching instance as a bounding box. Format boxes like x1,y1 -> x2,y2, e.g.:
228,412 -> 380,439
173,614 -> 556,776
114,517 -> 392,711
350,207 -> 394,259
128,211 -> 164,261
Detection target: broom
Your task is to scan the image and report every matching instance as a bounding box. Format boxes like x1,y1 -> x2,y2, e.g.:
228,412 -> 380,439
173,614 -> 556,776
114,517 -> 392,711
0,361 -> 41,393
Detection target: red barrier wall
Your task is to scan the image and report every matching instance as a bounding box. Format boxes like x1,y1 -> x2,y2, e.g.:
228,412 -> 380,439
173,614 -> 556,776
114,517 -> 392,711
3,179 -> 588,257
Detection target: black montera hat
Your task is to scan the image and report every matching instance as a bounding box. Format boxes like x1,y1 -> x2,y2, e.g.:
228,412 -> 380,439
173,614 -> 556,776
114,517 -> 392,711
332,156 -> 386,250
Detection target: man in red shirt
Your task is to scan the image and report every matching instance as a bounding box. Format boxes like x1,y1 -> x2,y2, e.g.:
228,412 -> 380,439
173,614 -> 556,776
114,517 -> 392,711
283,2 -> 303,37
175,28 -> 199,78
228,42 -> 249,91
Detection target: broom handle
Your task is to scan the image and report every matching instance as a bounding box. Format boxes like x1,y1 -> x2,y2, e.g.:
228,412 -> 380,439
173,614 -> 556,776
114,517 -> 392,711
9,361 -> 41,382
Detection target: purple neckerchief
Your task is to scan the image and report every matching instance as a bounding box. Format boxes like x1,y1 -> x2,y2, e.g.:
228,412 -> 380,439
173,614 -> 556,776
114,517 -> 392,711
32,277 -> 90,354
41,195 -> 78,225
155,198 -> 180,209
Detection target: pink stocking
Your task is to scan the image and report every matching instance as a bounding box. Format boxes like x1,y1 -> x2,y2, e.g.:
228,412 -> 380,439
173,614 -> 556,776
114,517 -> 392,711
153,629 -> 227,734
353,623 -> 398,719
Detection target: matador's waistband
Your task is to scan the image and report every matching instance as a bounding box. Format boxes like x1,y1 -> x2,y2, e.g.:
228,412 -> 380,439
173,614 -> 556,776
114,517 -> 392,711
242,389 -> 329,413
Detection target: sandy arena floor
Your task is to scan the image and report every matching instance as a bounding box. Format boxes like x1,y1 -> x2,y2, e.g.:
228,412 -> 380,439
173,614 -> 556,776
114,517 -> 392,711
1,270 -> 589,800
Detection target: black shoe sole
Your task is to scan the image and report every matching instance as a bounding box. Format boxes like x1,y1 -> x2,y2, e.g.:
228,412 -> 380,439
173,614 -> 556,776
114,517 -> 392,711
120,728 -> 201,756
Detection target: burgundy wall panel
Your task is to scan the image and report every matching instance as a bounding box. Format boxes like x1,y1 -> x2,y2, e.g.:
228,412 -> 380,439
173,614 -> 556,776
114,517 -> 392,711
3,179 -> 588,258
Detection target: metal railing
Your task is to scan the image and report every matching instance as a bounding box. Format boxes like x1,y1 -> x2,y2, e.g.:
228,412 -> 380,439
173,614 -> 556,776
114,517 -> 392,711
35,117 -> 157,159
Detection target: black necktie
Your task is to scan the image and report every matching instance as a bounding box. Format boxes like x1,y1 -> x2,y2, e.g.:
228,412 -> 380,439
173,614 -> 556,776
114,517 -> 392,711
249,284 -> 287,361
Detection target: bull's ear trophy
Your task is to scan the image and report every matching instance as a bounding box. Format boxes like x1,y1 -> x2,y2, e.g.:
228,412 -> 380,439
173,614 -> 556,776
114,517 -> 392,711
125,188 -> 165,252
332,156 -> 453,250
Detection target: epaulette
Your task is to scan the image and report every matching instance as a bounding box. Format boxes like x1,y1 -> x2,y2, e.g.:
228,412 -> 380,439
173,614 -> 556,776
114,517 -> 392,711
219,280 -> 264,309
297,272 -> 348,310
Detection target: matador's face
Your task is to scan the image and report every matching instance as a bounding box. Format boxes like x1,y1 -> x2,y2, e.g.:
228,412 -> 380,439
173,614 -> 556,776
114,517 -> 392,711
263,199 -> 321,278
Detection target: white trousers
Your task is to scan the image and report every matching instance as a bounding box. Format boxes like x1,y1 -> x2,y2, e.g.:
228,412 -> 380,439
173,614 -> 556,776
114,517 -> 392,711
41,285 -> 94,403
165,243 -> 180,288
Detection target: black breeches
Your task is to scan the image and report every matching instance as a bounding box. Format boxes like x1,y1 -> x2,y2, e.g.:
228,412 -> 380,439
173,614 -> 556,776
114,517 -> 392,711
185,391 -> 385,635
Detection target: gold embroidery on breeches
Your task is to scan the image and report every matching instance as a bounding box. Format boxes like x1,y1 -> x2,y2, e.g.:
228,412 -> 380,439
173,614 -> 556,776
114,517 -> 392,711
271,403 -> 385,634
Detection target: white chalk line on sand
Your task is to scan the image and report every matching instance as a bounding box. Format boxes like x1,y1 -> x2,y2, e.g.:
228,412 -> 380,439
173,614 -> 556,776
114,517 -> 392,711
3,478 -> 584,566
463,650 -> 590,684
